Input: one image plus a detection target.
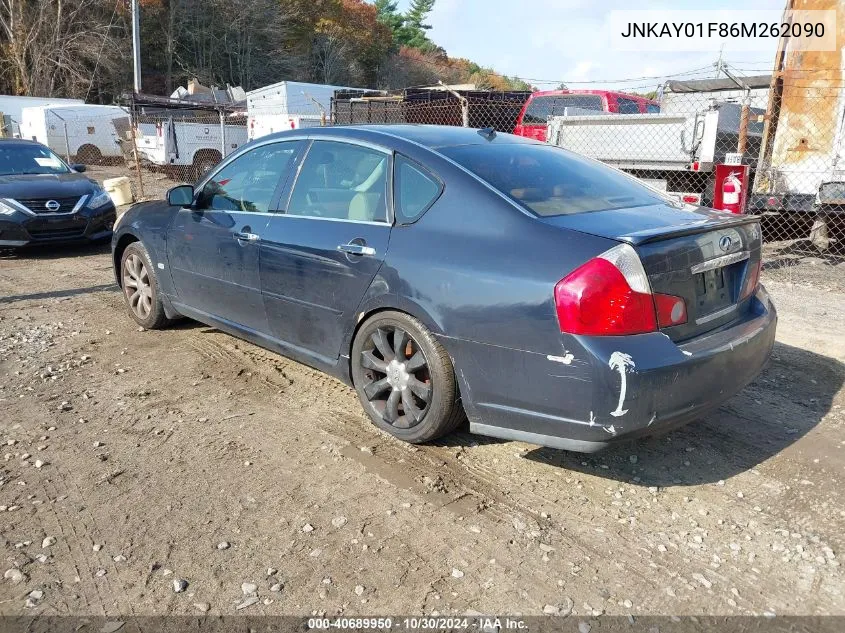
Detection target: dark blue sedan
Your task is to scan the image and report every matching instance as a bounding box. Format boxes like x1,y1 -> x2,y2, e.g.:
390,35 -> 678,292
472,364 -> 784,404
0,139 -> 116,247
111,125 -> 776,452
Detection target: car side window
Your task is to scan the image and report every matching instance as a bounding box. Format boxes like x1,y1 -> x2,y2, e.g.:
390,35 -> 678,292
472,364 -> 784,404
286,141 -> 389,223
617,98 -> 640,114
196,142 -> 298,213
394,155 -> 442,224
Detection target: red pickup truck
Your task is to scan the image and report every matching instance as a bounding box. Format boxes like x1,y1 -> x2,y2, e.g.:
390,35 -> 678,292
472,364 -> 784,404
513,89 -> 660,141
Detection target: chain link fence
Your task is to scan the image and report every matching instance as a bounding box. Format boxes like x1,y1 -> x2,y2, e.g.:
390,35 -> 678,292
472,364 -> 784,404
89,80 -> 845,290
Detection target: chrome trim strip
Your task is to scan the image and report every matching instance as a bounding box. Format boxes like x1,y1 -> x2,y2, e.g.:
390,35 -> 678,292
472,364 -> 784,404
180,207 -> 276,216
72,195 -> 88,213
695,303 -> 738,325
268,214 -> 388,227
8,196 -> 86,217
3,198 -> 35,216
691,251 -> 750,274
195,134 -> 393,191
175,209 -> 388,226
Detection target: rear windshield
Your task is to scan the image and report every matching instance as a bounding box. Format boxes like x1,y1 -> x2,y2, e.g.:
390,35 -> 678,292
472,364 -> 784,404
441,143 -> 668,217
521,95 -> 603,125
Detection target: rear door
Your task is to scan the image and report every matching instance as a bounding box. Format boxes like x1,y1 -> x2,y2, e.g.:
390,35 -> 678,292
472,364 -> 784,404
166,140 -> 302,332
259,139 -> 392,361
135,121 -> 166,164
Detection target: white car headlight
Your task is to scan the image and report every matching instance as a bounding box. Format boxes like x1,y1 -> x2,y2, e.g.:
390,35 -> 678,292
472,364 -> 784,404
88,190 -> 113,209
0,199 -> 19,216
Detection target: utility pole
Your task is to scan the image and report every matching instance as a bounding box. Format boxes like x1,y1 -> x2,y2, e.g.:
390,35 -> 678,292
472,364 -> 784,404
131,0 -> 142,93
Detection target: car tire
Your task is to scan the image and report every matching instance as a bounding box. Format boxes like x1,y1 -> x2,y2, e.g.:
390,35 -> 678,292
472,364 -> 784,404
192,151 -> 222,181
77,144 -> 103,164
120,242 -> 172,330
351,311 -> 465,444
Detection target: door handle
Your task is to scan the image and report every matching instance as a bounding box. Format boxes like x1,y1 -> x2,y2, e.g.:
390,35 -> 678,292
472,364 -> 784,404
337,242 -> 376,257
233,231 -> 260,242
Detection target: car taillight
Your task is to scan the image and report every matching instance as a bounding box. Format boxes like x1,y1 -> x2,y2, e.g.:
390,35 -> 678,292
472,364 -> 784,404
741,260 -> 762,300
654,292 -> 687,327
555,244 -> 655,335
554,244 -> 687,336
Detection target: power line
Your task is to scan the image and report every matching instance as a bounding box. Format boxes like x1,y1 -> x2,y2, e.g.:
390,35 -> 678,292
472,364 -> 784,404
518,65 -> 718,85
405,54 -> 720,87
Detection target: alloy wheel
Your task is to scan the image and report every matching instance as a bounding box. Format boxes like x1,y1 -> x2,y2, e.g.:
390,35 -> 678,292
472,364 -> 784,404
122,253 -> 153,320
359,326 -> 432,429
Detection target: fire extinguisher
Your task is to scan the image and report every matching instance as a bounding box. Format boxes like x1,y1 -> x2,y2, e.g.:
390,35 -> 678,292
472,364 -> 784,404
721,172 -> 743,214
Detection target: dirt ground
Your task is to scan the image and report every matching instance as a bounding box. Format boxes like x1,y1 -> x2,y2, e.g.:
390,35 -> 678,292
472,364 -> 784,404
1,236 -> 844,618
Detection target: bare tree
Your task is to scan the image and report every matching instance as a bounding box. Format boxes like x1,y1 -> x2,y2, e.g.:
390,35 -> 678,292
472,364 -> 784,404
312,28 -> 351,85
0,0 -> 128,98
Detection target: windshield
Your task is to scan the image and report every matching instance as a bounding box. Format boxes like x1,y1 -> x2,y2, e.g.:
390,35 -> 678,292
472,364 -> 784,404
441,142 -> 670,217
521,95 -> 604,125
0,144 -> 71,176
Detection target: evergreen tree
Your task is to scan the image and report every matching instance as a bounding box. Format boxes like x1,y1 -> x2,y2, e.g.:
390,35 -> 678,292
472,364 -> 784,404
400,0 -> 436,50
373,0 -> 403,33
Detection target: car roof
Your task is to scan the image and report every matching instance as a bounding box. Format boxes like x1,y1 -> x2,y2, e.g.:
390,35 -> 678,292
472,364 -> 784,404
269,125 -> 543,150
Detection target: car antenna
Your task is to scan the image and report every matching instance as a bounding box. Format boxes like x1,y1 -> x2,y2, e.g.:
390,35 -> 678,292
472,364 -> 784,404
477,127 -> 496,140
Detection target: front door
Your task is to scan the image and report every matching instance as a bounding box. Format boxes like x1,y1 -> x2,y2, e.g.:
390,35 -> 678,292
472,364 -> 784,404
260,140 -> 393,361
166,141 -> 302,332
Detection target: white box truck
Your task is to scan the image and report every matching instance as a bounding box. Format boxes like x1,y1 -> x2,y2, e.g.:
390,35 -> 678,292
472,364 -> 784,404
19,104 -> 129,163
247,81 -> 361,140
0,95 -> 84,138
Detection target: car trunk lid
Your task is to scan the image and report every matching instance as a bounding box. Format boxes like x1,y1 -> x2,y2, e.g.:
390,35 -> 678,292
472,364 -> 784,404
543,204 -> 763,341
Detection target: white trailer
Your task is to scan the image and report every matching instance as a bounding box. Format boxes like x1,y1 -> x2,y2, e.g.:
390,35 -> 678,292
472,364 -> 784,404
19,104 -> 128,163
247,81 -> 361,140
660,75 -> 772,115
0,95 -> 83,138
133,117 -> 248,179
546,102 -> 763,206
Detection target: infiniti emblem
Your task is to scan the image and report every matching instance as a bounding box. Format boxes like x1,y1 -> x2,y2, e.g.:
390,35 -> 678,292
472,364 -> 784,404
45,200 -> 61,212
718,235 -> 733,252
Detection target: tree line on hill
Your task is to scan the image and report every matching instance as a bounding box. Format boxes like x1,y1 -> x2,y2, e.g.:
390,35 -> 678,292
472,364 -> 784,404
0,0 -> 532,102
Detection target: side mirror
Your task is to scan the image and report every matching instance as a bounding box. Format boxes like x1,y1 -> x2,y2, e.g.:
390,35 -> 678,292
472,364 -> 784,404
167,184 -> 195,207
71,164 -> 87,173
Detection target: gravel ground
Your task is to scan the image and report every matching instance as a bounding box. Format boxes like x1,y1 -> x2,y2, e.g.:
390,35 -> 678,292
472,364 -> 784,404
0,240 -> 843,618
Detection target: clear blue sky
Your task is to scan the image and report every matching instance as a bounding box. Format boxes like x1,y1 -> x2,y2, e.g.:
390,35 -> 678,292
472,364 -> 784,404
396,0 -> 785,90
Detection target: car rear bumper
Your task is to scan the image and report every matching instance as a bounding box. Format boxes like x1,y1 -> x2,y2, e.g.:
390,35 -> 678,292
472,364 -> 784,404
448,286 -> 777,453
0,205 -> 116,247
